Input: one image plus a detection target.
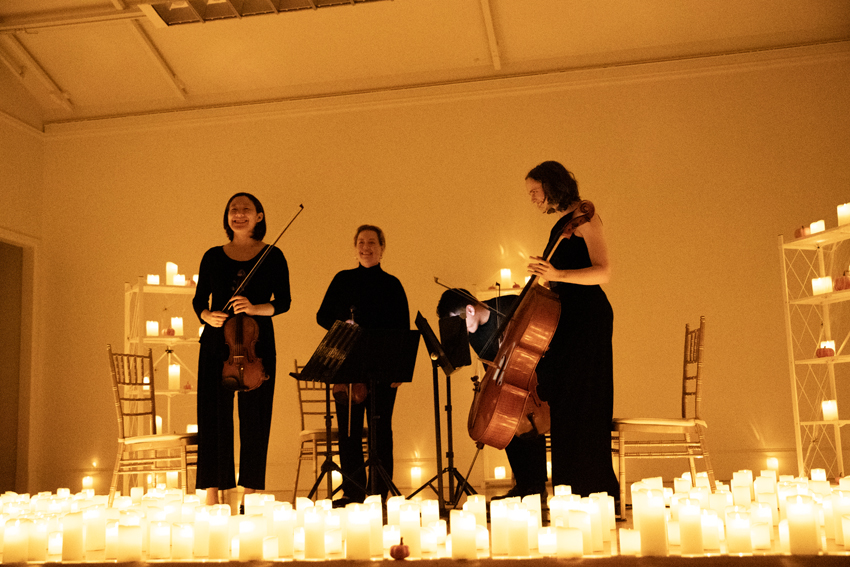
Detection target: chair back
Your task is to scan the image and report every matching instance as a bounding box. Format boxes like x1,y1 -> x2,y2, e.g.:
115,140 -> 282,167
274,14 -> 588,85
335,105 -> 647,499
294,359 -> 336,431
108,345 -> 158,439
681,316 -> 706,421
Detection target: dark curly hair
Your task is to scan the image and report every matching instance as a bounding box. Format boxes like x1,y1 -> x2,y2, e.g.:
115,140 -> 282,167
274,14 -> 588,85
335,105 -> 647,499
526,161 -> 579,214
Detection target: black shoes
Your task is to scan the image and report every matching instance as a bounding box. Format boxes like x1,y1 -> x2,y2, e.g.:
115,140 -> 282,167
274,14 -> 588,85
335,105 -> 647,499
490,484 -> 548,502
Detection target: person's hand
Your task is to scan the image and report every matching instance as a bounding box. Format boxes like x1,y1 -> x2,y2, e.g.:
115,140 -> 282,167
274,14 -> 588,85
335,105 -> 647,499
227,295 -> 255,315
203,310 -> 229,328
527,256 -> 558,280
391,382 -> 402,388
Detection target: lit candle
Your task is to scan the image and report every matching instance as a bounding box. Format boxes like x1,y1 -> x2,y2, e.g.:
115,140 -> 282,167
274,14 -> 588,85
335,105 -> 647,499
3,518 -> 31,563
146,320 -> 159,336
507,505 -> 530,557
117,523 -> 142,562
169,364 -> 181,391
346,505 -> 371,559
399,503 -> 422,558
500,268 -> 512,288
812,276 -> 833,295
386,495 -> 405,525
700,509 -> 721,550
818,340 -> 836,357
678,498 -> 703,556
810,220 -> 826,234
303,508 -> 325,559
263,536 -> 278,559
208,504 -> 231,559
173,274 -> 186,286
786,494 -> 819,554
537,526 -> 557,555
618,527 -> 639,556
148,520 -> 171,559
146,274 -> 160,285
767,457 -> 779,471
61,511 -> 84,561
171,316 -> 184,336
822,400 -> 839,421
83,506 -> 106,551
172,523 -> 194,560
410,466 -> 421,488
725,508 -> 752,555
467,494 -> 487,527
839,204 -> 850,226
166,262 -> 177,285
239,517 -> 263,561
450,510 -> 477,559
273,503 -> 294,558
639,489 -> 668,556
48,531 -> 63,557
489,500 -> 508,555
568,509 -> 592,556
494,466 -> 506,479
193,505 -> 210,558
421,499 -> 439,527
382,524 -> 400,549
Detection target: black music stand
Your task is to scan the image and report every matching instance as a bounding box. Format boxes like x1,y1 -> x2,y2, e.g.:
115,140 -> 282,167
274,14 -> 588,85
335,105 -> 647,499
292,321 -> 367,500
412,312 -> 478,514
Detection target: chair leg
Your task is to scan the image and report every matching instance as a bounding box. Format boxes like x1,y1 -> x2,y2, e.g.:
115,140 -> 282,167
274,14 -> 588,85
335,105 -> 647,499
696,427 -> 717,491
109,445 -> 124,508
618,432 -> 626,520
292,444 -> 305,504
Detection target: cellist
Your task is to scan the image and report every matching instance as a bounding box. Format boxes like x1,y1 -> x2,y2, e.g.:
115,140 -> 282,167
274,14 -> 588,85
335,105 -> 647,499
524,161 -> 619,500
193,192 -> 292,507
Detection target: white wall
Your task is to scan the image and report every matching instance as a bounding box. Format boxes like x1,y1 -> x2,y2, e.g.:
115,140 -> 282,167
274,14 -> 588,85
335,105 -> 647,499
5,44 -> 850,496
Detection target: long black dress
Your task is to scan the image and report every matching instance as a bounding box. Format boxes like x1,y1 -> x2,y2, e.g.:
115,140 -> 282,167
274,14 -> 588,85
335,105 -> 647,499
192,245 -> 291,491
316,263 -> 409,500
536,211 -> 619,498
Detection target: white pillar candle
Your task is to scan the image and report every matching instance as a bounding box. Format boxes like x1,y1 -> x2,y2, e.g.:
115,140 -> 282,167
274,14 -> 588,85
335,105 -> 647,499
345,505 -> 371,559
410,466 -> 422,488
767,458 -> 780,471
842,514 -> 850,548
303,508 -> 325,559
494,466 -> 506,479
173,274 -> 186,286
778,519 -> 791,553
146,320 -> 159,336
507,505 -> 530,557
639,489 -> 668,556
450,510 -> 477,559
500,268 -> 512,288
168,364 -> 181,391
751,522 -> 772,550
822,400 -> 839,421
382,524 -> 400,549
193,506 -> 210,558
148,520 -> 171,559
838,203 -> 850,225
273,503 -> 294,558
48,531 -> 63,557
83,506 -> 106,551
386,495 -> 404,525
208,504 -> 231,559
421,499 -> 439,527
568,509 -> 592,555
618,527 -> 640,556
171,523 -> 193,560
725,508 -> 753,555
700,509 -> 721,550
733,470 -> 755,500
166,262 -> 177,285
116,524 -> 142,562
786,494 -> 820,554
537,526 -> 556,555
833,491 -> 850,545
489,500 -> 508,555
812,276 -> 833,295
263,536 -> 278,559
146,274 -> 160,285
368,502 -> 383,556
61,511 -> 84,561
731,479 -> 752,507
467,494 -> 487,527
170,316 -> 184,337
679,498 -> 704,556
239,517 -> 263,561
399,504 -> 422,558
3,518 -> 30,563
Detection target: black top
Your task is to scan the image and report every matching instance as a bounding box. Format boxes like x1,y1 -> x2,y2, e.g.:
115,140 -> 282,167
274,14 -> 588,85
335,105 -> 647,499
317,264 -> 409,331
469,295 -> 519,361
547,211 -> 603,301
192,245 -> 291,358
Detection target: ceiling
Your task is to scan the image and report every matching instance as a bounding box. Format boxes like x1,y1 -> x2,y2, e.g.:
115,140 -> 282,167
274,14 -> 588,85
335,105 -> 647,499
1,0 -> 849,129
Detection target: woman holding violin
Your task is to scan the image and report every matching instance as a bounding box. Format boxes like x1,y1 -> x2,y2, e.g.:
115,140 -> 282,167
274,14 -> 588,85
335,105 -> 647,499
193,192 -> 291,506
525,161 -> 619,499
316,224 -> 409,506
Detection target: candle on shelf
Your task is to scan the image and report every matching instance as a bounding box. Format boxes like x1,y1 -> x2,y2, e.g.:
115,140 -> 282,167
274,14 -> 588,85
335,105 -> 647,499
839,204 -> 850,226
82,475 -> 93,490
171,316 -> 184,336
166,262 -> 178,285
810,220 -> 826,234
812,276 -> 833,295
193,274 -> 199,284
494,466 -> 506,479
173,274 -> 186,286
169,364 -> 181,391
146,274 -> 160,285
410,466 -> 421,488
767,457 -> 779,472
500,268 -> 512,288
146,320 -> 159,336
822,400 -> 839,421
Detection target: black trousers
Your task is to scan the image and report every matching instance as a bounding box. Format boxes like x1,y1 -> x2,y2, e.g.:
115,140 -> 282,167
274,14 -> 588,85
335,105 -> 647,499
196,345 -> 276,491
335,383 -> 397,500
504,434 -> 548,488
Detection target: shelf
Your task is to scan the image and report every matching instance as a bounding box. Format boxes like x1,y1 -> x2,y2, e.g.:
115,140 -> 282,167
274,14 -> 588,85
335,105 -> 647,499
800,420 -> 849,427
128,337 -> 199,345
795,355 -> 850,365
781,225 -> 850,250
789,289 -> 850,306
127,283 -> 197,295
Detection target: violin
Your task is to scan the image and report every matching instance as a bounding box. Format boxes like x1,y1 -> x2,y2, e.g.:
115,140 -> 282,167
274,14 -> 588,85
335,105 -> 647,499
220,204 -> 303,392
467,201 -> 595,448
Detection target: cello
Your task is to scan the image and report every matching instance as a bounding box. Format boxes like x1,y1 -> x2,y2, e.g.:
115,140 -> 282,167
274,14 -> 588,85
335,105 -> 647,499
221,204 -> 304,392
467,201 -> 595,449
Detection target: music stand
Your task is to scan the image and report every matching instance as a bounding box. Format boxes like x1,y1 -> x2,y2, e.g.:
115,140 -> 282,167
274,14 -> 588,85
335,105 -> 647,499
412,312 -> 479,514
292,321 -> 367,500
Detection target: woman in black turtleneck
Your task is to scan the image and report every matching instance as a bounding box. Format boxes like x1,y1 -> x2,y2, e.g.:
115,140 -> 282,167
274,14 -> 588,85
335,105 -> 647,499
316,224 -> 409,506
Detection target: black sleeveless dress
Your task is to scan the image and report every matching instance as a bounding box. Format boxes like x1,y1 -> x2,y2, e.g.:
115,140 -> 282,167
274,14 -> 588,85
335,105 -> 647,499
536,211 -> 619,498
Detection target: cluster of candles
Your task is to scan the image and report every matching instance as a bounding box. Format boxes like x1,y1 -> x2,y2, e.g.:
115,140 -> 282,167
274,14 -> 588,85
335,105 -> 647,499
146,263 -> 197,288
2,466 -> 850,562
805,204 -> 850,296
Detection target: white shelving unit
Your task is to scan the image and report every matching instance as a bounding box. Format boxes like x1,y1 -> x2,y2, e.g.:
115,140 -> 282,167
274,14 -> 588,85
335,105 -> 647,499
124,276 -> 200,434
779,226 -> 850,480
